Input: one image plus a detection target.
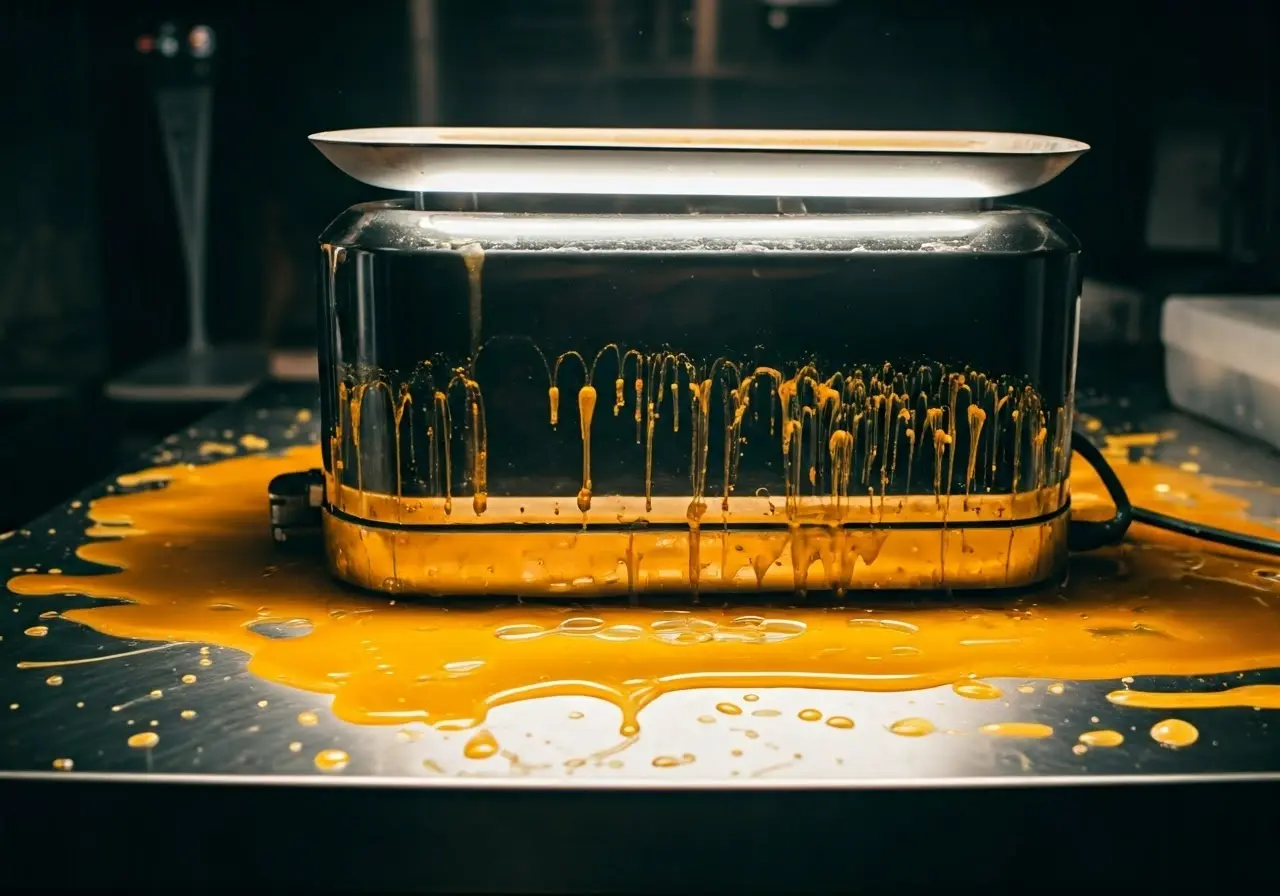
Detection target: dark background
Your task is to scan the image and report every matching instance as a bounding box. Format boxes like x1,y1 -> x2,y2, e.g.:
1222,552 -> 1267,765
1,0 -> 1277,529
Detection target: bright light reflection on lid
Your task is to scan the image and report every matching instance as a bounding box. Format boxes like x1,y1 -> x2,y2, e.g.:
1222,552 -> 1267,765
406,172 -> 993,200
417,213 -> 984,243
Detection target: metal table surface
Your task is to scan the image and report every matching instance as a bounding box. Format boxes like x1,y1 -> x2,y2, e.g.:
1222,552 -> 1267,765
2,375 -> 1279,891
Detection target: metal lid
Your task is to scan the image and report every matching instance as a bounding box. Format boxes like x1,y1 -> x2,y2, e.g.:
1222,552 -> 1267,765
309,127 -> 1089,200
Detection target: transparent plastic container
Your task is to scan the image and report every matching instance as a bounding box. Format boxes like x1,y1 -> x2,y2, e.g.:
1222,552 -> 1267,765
1162,296 -> 1280,452
312,197 -> 1082,597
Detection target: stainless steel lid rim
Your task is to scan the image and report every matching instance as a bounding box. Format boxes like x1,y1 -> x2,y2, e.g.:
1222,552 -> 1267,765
309,128 -> 1089,200
309,127 -> 1090,154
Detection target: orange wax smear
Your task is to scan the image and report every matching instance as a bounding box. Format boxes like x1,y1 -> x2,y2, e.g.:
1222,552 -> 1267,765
1107,685 -> 1280,710
7,434 -> 1280,734
979,722 -> 1054,739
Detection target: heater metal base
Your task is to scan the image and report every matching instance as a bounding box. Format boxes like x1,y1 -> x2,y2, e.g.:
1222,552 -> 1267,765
321,504 -> 1070,596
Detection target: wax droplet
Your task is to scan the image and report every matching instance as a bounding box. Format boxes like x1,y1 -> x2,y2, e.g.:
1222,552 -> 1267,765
953,680 -> 1002,700
314,748 -> 349,772
463,729 -> 499,760
52,758 -> 74,771
45,675 -> 63,686
1017,685 -> 1035,694
1079,729 -> 1124,748
888,717 -> 935,737
716,702 -> 742,716
798,708 -> 823,722
652,753 -> 695,768
289,741 -> 302,753
297,711 -> 319,726
697,714 -> 716,724
825,716 -> 855,730
24,626 -> 48,637
180,710 -> 197,720
1072,744 -> 1088,756
1150,718 -> 1198,748
257,700 -> 268,708
127,732 -> 159,749
1047,682 -> 1066,696
568,711 -> 584,720
743,694 -> 759,702
181,674 -> 196,684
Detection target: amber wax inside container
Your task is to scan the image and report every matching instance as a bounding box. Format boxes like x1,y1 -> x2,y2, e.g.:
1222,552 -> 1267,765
316,193 -> 1080,597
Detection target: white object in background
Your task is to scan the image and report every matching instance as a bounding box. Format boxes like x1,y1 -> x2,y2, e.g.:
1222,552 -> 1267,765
1162,295 -> 1280,451
1145,129 -> 1225,252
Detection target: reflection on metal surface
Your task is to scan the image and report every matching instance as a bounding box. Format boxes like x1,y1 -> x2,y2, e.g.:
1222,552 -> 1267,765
2,415 -> 1280,781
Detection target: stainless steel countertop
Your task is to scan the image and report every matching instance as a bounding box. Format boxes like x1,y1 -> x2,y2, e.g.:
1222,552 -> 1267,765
1,375 -> 1278,891
3,380 -> 1280,785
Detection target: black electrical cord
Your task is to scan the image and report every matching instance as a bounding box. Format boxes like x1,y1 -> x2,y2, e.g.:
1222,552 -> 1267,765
1067,431 -> 1132,551
1068,430 -> 1280,557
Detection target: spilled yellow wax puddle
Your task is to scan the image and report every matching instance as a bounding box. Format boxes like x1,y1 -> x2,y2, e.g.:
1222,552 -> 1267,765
5,434 -> 1280,764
